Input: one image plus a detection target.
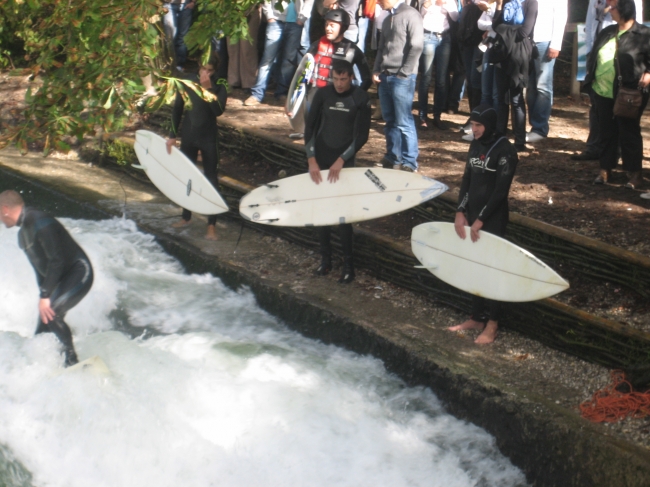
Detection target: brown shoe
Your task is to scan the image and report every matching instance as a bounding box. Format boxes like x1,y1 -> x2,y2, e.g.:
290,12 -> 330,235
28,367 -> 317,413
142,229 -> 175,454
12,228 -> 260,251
625,171 -> 643,189
593,169 -> 611,185
243,96 -> 261,106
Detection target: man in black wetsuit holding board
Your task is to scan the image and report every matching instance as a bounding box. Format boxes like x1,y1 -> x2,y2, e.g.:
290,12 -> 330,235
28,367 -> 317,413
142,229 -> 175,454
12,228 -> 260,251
304,60 -> 371,284
0,190 -> 94,366
447,105 -> 518,344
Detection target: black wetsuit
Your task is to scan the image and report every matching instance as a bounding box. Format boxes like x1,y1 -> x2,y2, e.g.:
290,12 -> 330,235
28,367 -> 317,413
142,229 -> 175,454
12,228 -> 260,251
457,134 -> 518,322
304,84 -> 371,280
170,74 -> 228,225
17,208 -> 94,366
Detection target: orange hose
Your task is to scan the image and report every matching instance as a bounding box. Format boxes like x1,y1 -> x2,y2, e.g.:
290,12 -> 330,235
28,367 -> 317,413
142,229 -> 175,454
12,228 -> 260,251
579,370 -> 650,423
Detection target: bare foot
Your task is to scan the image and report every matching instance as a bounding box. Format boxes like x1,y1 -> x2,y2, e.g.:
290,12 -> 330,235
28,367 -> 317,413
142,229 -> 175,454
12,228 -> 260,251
171,219 -> 191,228
475,320 -> 498,344
448,319 -> 485,332
205,224 -> 218,241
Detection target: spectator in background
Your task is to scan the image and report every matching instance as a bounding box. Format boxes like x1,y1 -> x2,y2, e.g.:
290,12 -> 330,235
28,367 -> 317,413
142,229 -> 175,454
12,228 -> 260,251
477,0 -> 498,112
492,0 -> 538,151
457,0 -> 484,128
373,0 -> 423,172
227,4 -> 262,90
571,0 -> 643,160
417,0 -> 459,130
323,0 -> 363,43
307,9 -> 372,91
585,0 -> 650,189
244,0 -> 314,106
525,0 -> 567,143
163,0 -> 196,70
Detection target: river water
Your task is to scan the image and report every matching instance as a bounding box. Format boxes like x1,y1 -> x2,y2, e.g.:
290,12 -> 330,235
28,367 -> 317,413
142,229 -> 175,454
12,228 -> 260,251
0,217 -> 528,487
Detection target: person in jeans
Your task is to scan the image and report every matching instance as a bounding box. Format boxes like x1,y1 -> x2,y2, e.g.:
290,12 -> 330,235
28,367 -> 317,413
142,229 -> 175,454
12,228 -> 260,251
417,0 -> 458,130
525,0 -> 567,143
244,0 -> 314,105
373,0 -> 423,172
163,0 -> 196,69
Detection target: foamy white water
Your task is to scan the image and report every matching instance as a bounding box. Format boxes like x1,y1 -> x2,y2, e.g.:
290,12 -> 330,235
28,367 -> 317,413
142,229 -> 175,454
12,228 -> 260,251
0,218 -> 528,487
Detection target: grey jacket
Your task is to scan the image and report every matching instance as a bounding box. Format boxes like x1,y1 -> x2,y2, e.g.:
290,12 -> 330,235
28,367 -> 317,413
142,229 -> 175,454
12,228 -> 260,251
262,0 -> 314,24
373,2 -> 424,77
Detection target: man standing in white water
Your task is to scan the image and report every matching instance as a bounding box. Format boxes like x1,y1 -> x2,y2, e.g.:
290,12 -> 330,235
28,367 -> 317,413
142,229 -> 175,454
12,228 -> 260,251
0,190 -> 94,366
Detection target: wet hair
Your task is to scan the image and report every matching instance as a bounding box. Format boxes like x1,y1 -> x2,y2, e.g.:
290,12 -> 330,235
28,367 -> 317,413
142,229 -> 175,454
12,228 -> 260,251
201,53 -> 220,73
616,0 -> 636,22
332,60 -> 354,78
0,190 -> 24,208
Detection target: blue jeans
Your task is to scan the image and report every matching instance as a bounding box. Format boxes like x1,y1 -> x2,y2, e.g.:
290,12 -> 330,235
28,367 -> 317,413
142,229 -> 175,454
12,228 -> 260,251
480,49 -> 499,109
357,17 -> 370,53
163,3 -> 194,66
527,41 -> 555,137
250,21 -> 304,101
418,32 -> 451,119
378,73 -> 419,170
300,17 -> 311,55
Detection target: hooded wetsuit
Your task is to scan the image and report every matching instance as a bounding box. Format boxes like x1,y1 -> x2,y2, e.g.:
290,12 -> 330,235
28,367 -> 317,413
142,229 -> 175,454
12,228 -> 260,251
170,74 -> 228,225
18,208 -> 93,366
457,105 -> 518,322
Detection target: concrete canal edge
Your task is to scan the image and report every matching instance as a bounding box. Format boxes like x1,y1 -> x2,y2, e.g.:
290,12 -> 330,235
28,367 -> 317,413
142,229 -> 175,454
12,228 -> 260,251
1,156 -> 650,486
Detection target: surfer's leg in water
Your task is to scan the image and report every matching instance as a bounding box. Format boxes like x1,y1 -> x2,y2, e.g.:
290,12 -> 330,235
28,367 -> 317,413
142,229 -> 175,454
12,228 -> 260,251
338,224 -> 355,284
315,227 -> 332,275
36,259 -> 93,366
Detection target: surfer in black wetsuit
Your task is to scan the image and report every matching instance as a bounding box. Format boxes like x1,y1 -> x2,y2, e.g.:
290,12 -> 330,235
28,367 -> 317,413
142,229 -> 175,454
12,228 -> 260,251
304,60 -> 372,284
166,57 -> 228,240
0,190 -> 94,366
447,105 -> 518,344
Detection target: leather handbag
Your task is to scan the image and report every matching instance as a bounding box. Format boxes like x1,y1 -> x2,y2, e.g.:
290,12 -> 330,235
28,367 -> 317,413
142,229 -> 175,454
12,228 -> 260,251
613,40 -> 643,118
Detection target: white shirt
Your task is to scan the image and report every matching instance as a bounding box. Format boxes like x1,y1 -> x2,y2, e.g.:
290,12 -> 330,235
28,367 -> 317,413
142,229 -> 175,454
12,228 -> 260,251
533,0 -> 568,51
420,0 -> 459,34
477,2 -> 497,38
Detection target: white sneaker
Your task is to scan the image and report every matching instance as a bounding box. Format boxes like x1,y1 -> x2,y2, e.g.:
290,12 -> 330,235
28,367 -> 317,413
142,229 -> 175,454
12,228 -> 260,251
461,133 -> 474,142
641,192 -> 650,200
525,131 -> 545,143
462,123 -> 472,134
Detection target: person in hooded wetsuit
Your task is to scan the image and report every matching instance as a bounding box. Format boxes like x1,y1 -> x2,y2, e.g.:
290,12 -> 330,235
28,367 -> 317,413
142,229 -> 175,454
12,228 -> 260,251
304,60 -> 372,284
447,104 -> 518,344
166,57 -> 228,240
0,190 -> 94,366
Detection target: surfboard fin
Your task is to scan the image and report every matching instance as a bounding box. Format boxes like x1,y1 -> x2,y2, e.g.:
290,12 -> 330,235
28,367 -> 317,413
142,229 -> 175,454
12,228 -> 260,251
131,164 -> 146,170
415,265 -> 438,270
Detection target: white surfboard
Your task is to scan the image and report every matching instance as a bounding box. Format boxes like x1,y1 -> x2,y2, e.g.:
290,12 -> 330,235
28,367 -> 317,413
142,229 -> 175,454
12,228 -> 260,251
239,168 -> 448,227
133,130 -> 229,216
63,356 -> 110,376
286,53 -> 315,134
411,222 -> 569,302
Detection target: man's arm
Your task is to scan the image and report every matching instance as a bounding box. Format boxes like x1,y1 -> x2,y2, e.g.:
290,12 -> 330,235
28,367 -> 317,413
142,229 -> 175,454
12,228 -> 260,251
397,11 -> 424,77
549,0 -> 568,55
305,89 -> 325,183
37,223 -> 68,299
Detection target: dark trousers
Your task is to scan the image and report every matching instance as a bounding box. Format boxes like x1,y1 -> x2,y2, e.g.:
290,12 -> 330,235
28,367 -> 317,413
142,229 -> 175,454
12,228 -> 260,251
35,259 -> 93,357
180,135 -> 220,225
586,88 -> 605,156
462,45 -> 483,112
495,65 -> 526,145
319,224 -> 354,261
593,92 -> 647,172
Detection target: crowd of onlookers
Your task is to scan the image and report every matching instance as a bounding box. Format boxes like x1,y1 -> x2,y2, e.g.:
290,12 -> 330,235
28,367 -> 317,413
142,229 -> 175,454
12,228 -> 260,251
162,0 -> 650,197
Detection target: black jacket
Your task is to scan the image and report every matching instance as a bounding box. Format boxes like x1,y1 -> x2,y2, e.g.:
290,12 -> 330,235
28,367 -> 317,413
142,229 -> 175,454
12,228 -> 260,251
457,135 -> 518,236
584,22 -> 650,91
17,208 -> 91,299
169,74 -> 228,140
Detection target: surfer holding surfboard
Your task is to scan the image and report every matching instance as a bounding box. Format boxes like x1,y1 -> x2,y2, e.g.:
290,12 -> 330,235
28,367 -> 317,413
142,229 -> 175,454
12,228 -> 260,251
447,105 -> 519,344
304,60 -> 371,283
166,56 -> 227,240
